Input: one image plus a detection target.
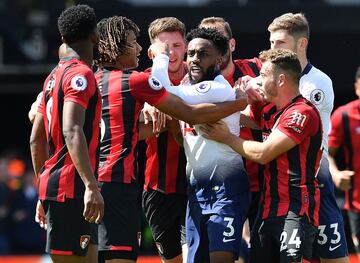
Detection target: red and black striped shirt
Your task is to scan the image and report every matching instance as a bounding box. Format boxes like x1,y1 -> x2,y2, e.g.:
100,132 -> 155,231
144,65 -> 187,195
251,96 -> 322,226
224,58 -> 264,193
95,69 -> 168,184
329,100 -> 360,211
38,58 -> 101,202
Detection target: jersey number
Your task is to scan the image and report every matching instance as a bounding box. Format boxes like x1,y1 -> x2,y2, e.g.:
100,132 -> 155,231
46,97 -> 53,134
223,217 -> 235,237
280,228 -> 301,251
317,223 -> 341,245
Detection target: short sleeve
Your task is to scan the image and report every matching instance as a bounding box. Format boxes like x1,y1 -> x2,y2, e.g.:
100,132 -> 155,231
130,71 -> 169,106
62,65 -> 96,109
36,91 -> 44,113
277,106 -> 320,144
328,107 -> 344,149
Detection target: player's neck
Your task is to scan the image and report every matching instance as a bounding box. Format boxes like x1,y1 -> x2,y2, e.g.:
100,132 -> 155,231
66,42 -> 93,68
298,54 -> 308,71
220,59 -> 235,80
275,90 -> 301,109
169,64 -> 186,83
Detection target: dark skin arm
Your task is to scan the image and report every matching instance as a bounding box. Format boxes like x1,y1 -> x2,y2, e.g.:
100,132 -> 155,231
62,101 -> 104,224
29,112 -> 49,230
30,113 -> 48,177
155,93 -> 248,126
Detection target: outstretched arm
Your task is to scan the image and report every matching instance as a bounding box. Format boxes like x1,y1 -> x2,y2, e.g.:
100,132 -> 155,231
201,121 -> 296,164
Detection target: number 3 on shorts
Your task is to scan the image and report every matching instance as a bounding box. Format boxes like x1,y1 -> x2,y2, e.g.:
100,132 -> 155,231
223,217 -> 235,237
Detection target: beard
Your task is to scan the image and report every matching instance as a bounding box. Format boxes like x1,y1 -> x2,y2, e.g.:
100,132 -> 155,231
92,43 -> 99,61
189,65 -> 220,85
220,51 -> 231,70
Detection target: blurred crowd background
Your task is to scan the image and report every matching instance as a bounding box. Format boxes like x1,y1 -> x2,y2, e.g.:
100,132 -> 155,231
0,0 -> 359,256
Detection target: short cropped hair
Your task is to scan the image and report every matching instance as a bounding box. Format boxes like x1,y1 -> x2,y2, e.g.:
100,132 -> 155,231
259,48 -> 301,84
199,17 -> 232,39
186,27 -> 229,56
268,12 -> 309,40
57,4 -> 97,44
95,16 -> 140,68
148,17 -> 186,43
355,66 -> 360,80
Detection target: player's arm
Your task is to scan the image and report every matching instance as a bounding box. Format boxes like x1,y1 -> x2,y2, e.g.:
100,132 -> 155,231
167,119 -> 183,146
201,121 -> 296,164
328,146 -> 353,191
29,113 -> 48,177
62,102 -> 104,223
155,94 -> 247,125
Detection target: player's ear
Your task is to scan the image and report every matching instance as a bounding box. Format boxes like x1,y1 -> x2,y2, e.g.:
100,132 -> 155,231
216,55 -> 223,69
297,37 -> 308,52
229,38 -> 236,53
278,73 -> 286,87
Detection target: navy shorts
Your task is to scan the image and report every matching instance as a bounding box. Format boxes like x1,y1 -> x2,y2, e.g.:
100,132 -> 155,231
251,211 -> 318,263
98,182 -> 141,261
186,192 -> 249,263
42,198 -> 92,256
313,159 -> 348,259
142,189 -> 187,260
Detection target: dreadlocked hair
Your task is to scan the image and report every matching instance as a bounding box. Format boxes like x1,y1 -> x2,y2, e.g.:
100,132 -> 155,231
95,16 -> 140,68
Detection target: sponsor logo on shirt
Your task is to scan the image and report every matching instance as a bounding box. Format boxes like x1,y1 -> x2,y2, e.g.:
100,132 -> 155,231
71,75 -> 88,91
148,76 -> 162,90
310,89 -> 325,105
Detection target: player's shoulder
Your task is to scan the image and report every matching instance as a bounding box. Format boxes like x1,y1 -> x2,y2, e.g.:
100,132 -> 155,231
302,65 -> 333,89
233,57 -> 260,65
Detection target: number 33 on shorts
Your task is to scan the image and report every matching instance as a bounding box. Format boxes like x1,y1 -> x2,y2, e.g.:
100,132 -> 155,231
317,223 -> 341,249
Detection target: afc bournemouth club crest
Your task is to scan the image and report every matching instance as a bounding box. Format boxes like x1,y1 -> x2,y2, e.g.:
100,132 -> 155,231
80,235 -> 91,250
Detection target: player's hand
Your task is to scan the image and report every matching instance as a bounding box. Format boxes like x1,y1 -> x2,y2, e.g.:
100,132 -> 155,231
83,184 -> 104,224
35,200 -> 47,230
148,42 -> 170,59
235,76 -> 262,103
28,92 -> 43,124
200,121 -> 231,144
143,103 -> 172,135
333,170 -> 354,191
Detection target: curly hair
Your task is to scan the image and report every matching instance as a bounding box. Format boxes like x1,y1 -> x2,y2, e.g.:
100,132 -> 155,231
186,27 -> 228,56
259,48 -> 301,84
57,4 -> 97,44
94,16 -> 140,68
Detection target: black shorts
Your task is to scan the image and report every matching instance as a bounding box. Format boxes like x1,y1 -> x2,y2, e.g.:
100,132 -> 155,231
250,211 -> 318,263
98,182 -> 141,261
248,190 -> 261,231
142,189 -> 187,260
42,198 -> 92,256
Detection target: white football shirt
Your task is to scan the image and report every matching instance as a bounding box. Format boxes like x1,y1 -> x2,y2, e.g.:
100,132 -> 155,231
300,64 -> 334,157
